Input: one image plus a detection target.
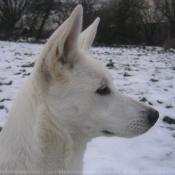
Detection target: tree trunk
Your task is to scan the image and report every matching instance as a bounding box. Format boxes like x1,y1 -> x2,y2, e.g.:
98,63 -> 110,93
35,7 -> 50,41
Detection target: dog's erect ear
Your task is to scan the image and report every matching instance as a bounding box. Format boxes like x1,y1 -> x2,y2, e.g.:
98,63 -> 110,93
78,17 -> 100,52
41,5 -> 83,69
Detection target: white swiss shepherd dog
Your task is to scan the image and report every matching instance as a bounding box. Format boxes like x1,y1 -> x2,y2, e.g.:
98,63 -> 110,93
0,5 -> 159,175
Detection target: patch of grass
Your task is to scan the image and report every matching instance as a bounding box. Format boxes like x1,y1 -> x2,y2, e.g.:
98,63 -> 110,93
125,64 -> 130,67
6,81 -> 13,85
0,99 -> 11,102
150,78 -> 159,82
157,100 -> 163,104
165,105 -> 174,109
23,73 -> 30,76
0,81 -> 12,86
169,49 -> 175,53
166,77 -> 173,80
163,116 -> 175,125
21,62 -> 35,68
157,51 -> 163,54
24,53 -> 33,56
106,59 -> 115,69
15,57 -> 23,60
148,101 -> 153,106
133,64 -> 139,67
125,67 -> 132,71
104,52 -> 110,55
20,69 -> 26,72
14,72 -> 21,75
20,40 -> 46,44
168,85 -> 173,88
124,72 -> 132,77
140,97 -> 147,102
0,105 -> 4,109
15,52 -> 21,56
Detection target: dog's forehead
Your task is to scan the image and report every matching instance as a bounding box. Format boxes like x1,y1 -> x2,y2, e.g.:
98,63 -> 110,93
77,54 -> 113,82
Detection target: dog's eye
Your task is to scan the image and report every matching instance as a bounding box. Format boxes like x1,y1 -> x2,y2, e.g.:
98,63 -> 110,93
96,85 -> 110,95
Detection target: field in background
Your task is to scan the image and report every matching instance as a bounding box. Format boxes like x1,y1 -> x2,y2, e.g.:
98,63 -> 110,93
0,41 -> 175,174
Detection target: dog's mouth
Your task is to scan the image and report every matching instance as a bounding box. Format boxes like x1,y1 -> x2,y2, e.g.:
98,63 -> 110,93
102,130 -> 115,136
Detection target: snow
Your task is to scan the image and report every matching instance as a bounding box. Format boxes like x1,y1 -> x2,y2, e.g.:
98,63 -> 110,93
0,41 -> 175,174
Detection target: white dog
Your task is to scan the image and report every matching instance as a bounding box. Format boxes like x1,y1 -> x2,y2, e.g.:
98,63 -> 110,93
0,5 -> 159,175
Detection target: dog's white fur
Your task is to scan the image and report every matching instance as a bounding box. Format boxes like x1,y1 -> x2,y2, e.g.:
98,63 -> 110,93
0,5 -> 158,175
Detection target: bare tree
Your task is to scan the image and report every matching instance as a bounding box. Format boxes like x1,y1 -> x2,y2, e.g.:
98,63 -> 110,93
25,0 -> 63,40
155,0 -> 175,38
97,0 -> 143,45
77,0 -> 100,30
138,0 -> 163,45
0,0 -> 27,40
0,0 -> 173,46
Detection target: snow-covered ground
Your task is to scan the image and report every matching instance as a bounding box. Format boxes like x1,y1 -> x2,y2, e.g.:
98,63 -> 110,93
0,41 -> 175,174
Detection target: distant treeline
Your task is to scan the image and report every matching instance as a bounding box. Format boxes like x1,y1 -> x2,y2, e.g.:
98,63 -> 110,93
0,0 -> 175,48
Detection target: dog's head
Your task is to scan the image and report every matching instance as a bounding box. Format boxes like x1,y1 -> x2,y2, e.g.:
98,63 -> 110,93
34,5 -> 159,139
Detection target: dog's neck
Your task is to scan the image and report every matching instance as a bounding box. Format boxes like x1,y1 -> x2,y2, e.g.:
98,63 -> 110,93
0,77 -> 37,141
0,75 -> 88,173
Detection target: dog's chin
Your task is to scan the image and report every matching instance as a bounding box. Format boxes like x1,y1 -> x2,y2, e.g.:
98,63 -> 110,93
102,130 -> 116,137
102,129 -> 150,138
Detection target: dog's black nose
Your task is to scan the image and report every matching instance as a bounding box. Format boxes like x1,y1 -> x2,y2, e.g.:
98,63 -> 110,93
148,110 -> 159,125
